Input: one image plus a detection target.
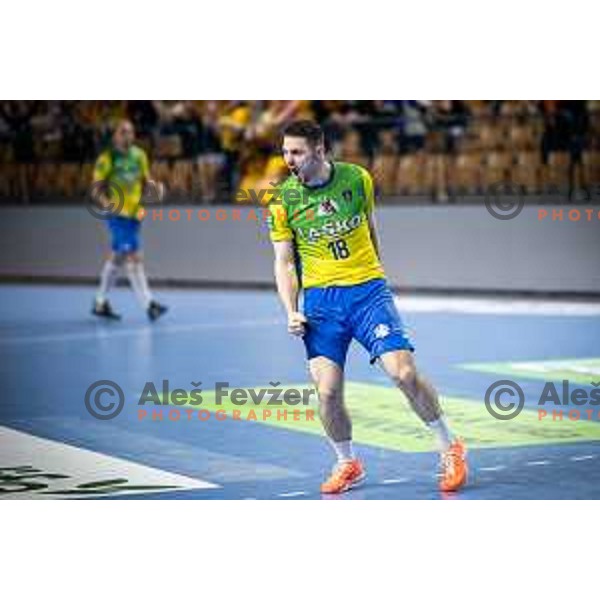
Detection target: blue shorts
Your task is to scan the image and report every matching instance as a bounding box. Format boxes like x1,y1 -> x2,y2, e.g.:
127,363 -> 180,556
302,278 -> 415,368
107,217 -> 141,254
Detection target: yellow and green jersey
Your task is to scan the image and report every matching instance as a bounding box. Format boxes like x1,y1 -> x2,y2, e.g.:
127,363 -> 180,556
93,145 -> 149,220
268,161 -> 385,288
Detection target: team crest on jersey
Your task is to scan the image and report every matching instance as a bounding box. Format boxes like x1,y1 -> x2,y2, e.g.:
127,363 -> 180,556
317,198 -> 339,217
374,324 -> 391,339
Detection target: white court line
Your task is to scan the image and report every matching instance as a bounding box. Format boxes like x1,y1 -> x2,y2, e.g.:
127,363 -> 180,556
0,425 -> 218,499
0,318 -> 283,346
270,453 -> 598,497
381,478 -> 411,484
394,296 -> 600,316
570,455 -> 596,462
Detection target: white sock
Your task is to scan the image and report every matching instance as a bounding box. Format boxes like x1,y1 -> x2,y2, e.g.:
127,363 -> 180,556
97,260 -> 119,303
329,439 -> 355,463
427,417 -> 453,452
125,262 -> 153,308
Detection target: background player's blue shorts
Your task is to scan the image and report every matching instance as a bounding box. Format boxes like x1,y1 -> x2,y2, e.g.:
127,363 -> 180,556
107,216 -> 141,254
302,278 -> 415,368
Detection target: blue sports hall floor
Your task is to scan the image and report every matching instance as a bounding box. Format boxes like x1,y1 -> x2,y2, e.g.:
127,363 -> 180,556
1,283 -> 600,499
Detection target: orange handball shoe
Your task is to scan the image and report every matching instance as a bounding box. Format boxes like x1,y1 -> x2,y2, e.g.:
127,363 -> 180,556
439,439 -> 468,492
320,459 -> 366,494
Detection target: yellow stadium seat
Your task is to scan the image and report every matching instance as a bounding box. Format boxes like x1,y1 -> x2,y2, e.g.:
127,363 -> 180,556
540,152 -> 570,190
170,160 -> 194,194
396,155 -> 427,195
582,152 -> 600,183
339,130 -> 369,167
512,152 -> 541,193
453,153 -> 482,194
508,126 -> 538,151
482,152 -> 513,186
372,154 -> 399,197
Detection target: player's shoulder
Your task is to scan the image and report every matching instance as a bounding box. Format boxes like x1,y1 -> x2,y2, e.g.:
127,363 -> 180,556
334,161 -> 372,181
94,148 -> 112,170
131,144 -> 148,160
96,147 -> 111,161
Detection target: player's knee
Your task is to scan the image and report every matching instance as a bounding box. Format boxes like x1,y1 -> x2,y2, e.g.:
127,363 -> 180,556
316,386 -> 341,406
112,253 -> 125,267
391,365 -> 417,391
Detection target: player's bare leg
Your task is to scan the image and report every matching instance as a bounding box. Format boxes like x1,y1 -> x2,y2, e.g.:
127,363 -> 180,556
379,350 -> 444,428
93,251 -> 123,319
309,356 -> 365,493
309,356 -> 350,444
379,350 -> 468,491
124,251 -> 151,308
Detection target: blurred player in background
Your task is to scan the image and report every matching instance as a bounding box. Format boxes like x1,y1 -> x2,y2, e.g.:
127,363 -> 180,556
92,119 -> 168,321
269,120 -> 468,494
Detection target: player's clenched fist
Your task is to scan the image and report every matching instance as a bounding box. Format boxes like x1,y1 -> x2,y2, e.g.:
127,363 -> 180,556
287,312 -> 307,336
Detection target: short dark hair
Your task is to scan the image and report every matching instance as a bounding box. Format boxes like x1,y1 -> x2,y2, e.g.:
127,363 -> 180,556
281,120 -> 324,147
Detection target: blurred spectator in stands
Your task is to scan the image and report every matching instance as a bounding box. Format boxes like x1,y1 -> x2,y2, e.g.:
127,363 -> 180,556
195,101 -> 227,203
541,100 -> 589,198
27,101 -> 62,160
364,100 -> 402,157
197,101 -> 223,154
1,101 -> 36,200
128,101 -> 159,138
498,100 -> 539,120
217,101 -> 253,196
309,102 -> 366,156
540,101 -> 561,162
428,101 -> 471,201
338,129 -> 369,166
153,100 -> 201,157
3,101 -> 35,162
330,101 -> 379,159
1,100 -> 595,205
399,101 -> 429,154
430,100 -> 470,153
541,101 -> 588,162
310,100 -> 346,151
237,101 -> 311,202
246,100 -> 310,148
0,110 -> 10,162
62,100 -> 97,162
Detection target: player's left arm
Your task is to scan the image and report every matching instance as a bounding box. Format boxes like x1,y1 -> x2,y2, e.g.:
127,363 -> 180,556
92,151 -> 113,210
140,149 -> 165,203
367,209 -> 382,262
360,166 -> 382,261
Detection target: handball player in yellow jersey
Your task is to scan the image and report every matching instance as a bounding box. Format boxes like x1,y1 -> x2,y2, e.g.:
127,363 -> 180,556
268,120 -> 467,494
92,119 -> 168,321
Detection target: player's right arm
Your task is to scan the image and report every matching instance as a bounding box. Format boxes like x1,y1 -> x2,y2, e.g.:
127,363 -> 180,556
139,148 -> 165,204
358,165 -> 383,261
273,240 -> 306,336
92,151 -> 113,210
268,195 -> 307,336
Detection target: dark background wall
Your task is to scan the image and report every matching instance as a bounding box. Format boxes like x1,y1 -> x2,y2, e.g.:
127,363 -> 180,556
1,204 -> 599,295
